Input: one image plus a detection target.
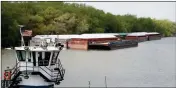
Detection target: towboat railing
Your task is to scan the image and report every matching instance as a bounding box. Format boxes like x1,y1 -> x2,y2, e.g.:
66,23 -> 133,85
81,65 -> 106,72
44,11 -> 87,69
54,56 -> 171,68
20,61 -> 65,81
2,62 -> 21,88
39,60 -> 65,80
38,66 -> 54,76
10,62 -> 20,78
1,60 -> 65,88
57,59 -> 65,77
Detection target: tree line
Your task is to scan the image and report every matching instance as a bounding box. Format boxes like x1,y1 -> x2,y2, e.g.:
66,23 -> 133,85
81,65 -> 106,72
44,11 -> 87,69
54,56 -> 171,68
1,1 -> 176,47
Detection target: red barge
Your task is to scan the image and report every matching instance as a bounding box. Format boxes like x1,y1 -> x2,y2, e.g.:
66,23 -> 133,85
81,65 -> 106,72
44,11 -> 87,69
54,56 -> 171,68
67,34 -> 120,50
125,32 -> 161,42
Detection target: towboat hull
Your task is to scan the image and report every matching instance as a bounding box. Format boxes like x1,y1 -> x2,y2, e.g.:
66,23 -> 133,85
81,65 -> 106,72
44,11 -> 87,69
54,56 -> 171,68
15,84 -> 54,88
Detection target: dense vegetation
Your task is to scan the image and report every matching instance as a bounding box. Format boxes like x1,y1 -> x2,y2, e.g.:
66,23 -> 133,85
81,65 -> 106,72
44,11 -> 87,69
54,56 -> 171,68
1,1 -> 176,47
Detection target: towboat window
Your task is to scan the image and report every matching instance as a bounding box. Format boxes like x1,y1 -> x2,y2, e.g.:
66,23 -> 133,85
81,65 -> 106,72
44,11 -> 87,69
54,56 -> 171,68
38,52 -> 51,66
38,52 -> 42,66
38,52 -> 42,58
46,38 -> 51,43
32,52 -> 36,66
51,52 -> 59,65
28,52 -> 31,62
16,50 -> 26,61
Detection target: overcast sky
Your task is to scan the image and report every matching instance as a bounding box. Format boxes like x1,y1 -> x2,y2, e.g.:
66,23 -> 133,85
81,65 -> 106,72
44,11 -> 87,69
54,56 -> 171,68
68,2 -> 176,22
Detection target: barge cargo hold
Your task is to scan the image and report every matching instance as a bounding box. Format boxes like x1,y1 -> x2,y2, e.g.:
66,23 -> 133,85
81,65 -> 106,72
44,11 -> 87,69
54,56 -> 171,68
88,40 -> 138,50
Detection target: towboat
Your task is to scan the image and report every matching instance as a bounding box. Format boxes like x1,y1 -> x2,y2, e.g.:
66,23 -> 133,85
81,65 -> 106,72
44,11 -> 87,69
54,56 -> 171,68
2,27 -> 65,88
2,40 -> 65,88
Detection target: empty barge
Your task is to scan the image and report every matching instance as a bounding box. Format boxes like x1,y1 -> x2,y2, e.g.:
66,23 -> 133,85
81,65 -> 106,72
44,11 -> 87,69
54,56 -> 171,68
146,32 -> 162,41
88,40 -> 138,50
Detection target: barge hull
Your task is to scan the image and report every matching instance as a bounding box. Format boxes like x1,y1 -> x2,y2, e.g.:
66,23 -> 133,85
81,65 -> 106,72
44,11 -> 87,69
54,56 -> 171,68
148,35 -> 161,41
88,40 -> 138,50
109,42 -> 138,50
125,36 -> 147,42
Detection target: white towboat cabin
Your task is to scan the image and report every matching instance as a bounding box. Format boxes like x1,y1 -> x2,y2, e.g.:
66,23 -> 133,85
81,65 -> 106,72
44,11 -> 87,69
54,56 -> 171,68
2,38 -> 65,88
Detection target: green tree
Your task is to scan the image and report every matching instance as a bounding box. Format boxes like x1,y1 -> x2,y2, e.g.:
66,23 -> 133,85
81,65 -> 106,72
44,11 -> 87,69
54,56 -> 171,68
1,1 -> 175,47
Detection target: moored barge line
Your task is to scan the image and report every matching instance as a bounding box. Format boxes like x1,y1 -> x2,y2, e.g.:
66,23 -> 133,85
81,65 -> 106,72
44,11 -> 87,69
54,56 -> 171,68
30,32 -> 161,50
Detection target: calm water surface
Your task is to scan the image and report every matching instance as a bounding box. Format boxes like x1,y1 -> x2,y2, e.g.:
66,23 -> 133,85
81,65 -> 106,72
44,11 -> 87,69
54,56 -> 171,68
1,37 -> 176,87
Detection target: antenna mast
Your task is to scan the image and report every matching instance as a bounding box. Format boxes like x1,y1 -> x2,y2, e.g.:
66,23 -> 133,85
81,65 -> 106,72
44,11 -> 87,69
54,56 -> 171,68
19,25 -> 25,46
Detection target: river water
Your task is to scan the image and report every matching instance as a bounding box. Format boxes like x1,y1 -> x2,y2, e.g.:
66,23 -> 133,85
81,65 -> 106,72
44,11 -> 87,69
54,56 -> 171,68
1,37 -> 176,87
